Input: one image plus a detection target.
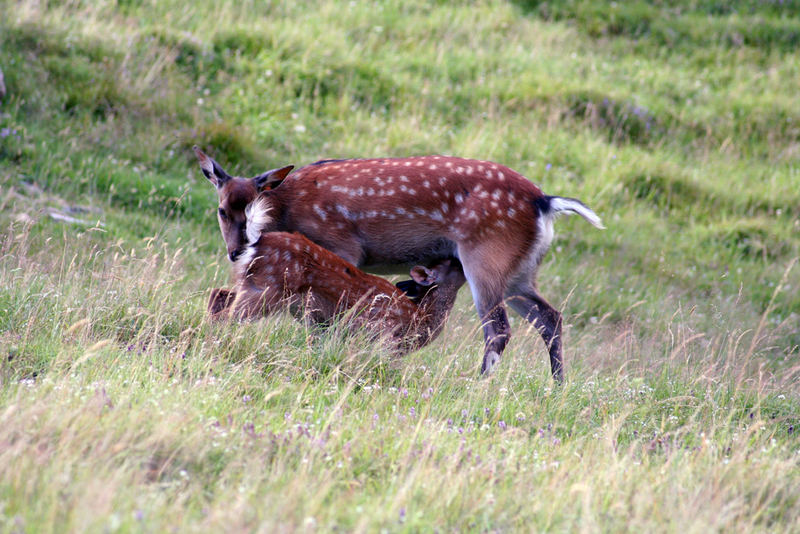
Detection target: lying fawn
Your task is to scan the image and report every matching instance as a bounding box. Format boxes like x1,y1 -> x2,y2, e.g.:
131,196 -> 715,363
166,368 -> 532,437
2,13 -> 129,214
195,147 -> 603,379
209,195 -> 467,355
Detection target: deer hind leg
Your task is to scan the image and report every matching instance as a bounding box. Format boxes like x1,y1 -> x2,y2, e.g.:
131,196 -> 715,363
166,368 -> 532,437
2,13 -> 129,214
458,244 -> 516,375
505,283 -> 563,382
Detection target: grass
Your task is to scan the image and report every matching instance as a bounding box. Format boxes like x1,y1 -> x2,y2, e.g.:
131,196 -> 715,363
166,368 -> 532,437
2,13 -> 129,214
0,0 -> 798,531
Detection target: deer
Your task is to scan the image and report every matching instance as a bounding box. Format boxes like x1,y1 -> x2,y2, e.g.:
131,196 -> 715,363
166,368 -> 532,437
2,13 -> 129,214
194,146 -> 604,380
208,194 -> 467,355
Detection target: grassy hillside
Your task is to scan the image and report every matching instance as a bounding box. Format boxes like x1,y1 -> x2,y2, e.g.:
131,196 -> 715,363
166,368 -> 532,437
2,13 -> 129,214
1,0 -> 798,531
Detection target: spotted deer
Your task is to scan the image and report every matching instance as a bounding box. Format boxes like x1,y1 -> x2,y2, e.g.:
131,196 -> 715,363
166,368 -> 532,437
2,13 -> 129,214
208,195 -> 466,354
195,147 -> 603,380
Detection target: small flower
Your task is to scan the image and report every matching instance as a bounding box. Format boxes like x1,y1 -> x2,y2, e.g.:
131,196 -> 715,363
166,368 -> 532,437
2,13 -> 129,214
242,395 -> 252,403
545,163 -> 552,171
498,420 -> 507,431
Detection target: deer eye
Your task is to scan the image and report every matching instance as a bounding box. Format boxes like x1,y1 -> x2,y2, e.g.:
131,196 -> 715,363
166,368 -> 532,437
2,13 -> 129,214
218,208 -> 228,220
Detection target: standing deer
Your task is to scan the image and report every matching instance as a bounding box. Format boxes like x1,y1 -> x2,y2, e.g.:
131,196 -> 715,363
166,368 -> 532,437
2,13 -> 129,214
195,147 -> 603,380
209,194 -> 466,355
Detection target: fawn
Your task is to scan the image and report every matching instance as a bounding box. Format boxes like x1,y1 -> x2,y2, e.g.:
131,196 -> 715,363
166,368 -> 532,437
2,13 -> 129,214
209,195 -> 466,355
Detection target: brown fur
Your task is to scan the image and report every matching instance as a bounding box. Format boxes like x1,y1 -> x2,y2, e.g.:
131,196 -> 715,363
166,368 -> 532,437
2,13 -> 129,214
210,231 -> 466,355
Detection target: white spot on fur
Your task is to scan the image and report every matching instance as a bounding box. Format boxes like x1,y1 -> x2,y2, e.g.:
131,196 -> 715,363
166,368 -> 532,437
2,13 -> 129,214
336,205 -> 355,220
507,207 -> 517,217
497,171 -> 505,181
492,190 -> 502,200
441,203 -> 449,213
404,161 -> 411,166
465,166 -> 473,175
454,193 -> 464,204
422,180 -> 430,188
429,164 -> 437,170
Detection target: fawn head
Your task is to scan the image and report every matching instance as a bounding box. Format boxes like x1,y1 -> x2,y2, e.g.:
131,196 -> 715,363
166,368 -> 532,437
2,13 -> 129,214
194,146 -> 293,261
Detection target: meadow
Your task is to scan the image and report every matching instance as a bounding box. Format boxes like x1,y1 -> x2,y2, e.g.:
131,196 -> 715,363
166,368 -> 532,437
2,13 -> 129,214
0,0 -> 798,531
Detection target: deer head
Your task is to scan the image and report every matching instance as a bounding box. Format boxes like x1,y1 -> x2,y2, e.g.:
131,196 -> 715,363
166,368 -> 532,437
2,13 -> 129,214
193,146 -> 293,261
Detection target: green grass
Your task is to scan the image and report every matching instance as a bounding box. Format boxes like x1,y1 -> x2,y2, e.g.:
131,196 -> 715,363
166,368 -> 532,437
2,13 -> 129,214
1,0 -> 798,531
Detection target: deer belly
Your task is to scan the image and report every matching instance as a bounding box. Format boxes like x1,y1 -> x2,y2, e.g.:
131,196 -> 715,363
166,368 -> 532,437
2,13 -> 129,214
360,237 -> 457,269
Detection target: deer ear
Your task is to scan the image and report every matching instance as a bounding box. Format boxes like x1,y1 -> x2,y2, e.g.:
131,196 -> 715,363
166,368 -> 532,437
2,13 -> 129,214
193,146 -> 232,188
409,265 -> 436,286
253,165 -> 294,190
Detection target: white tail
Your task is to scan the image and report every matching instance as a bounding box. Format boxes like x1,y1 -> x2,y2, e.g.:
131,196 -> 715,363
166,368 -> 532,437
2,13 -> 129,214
547,196 -> 605,229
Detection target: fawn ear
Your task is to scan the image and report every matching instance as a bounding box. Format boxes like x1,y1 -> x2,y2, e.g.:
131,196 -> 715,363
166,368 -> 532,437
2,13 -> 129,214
194,146 -> 232,188
253,165 -> 294,190
409,265 -> 436,286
